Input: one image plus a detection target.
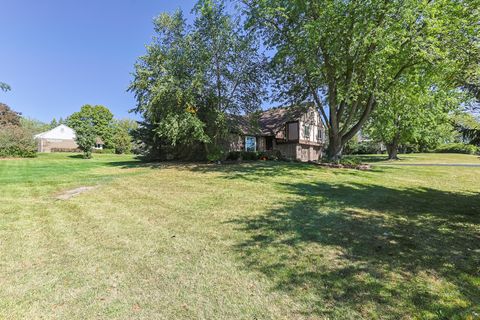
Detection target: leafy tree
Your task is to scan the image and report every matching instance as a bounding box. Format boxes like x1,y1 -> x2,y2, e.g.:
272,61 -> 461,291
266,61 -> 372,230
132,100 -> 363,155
20,117 -> 50,135
67,105 -> 115,148
0,82 -> 10,92
0,105 -> 37,158
111,119 -> 137,154
74,120 -> 96,159
366,72 -> 462,159
245,0 -> 480,160
0,103 -> 21,127
49,118 -> 59,129
129,0 -> 266,159
0,125 -> 37,158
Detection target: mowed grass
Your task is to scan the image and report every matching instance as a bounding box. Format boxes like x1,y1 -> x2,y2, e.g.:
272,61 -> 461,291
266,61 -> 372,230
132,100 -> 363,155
349,152 -> 480,164
0,153 -> 479,319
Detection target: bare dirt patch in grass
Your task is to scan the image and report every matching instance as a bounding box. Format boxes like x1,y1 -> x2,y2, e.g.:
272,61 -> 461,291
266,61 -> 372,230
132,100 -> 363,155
55,186 -> 97,200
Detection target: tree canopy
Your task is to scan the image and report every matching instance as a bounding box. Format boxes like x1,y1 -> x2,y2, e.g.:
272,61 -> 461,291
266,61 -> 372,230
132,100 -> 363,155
129,0 -> 266,159
0,103 -> 21,127
67,105 -> 114,148
67,105 -> 115,158
366,73 -> 462,159
244,0 -> 480,159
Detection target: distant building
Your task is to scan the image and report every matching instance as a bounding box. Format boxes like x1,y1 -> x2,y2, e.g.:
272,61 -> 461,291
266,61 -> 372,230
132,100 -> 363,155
34,124 -> 104,153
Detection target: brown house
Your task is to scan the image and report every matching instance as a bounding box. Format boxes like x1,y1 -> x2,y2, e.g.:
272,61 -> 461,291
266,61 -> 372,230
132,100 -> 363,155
227,105 -> 326,162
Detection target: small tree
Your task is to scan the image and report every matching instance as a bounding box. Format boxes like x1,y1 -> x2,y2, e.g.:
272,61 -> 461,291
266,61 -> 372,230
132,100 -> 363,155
74,121 -> 96,159
111,119 -> 137,154
67,105 -> 115,148
0,103 -> 21,127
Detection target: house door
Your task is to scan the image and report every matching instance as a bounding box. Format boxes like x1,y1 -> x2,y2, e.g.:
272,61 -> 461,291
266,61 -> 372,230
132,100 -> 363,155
265,137 -> 273,150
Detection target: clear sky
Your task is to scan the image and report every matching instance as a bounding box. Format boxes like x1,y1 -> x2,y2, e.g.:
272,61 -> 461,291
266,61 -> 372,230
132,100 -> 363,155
0,0 -> 198,123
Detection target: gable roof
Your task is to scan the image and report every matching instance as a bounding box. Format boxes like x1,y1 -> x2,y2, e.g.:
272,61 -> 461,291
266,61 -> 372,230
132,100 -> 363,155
228,104 -> 314,136
34,124 -> 76,140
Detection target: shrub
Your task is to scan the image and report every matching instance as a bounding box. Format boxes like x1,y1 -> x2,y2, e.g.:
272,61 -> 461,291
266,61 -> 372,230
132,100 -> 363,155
435,143 -> 478,154
226,151 -> 259,161
92,148 -> 115,154
339,157 -> 363,166
0,125 -> 37,158
226,151 -> 242,161
344,140 -> 382,155
258,150 -> 282,161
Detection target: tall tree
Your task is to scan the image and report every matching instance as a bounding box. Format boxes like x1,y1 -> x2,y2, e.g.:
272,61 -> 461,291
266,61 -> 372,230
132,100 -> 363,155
245,0 -> 480,160
129,0 -> 266,159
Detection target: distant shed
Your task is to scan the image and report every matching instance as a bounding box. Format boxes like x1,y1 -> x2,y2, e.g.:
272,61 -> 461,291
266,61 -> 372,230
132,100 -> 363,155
34,124 -> 80,152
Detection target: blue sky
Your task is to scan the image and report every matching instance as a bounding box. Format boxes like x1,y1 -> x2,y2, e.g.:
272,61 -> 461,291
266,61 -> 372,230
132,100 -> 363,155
0,0 -> 199,123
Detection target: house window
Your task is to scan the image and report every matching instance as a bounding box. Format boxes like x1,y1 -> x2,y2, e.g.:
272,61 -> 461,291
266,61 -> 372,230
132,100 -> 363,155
245,136 -> 256,152
317,128 -> 324,142
303,124 -> 311,140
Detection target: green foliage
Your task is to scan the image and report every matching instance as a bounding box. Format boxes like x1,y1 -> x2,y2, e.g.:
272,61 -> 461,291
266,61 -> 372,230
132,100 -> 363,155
20,117 -> 50,135
344,140 -> 383,155
92,148 -> 115,154
0,82 -> 10,92
0,125 -> 37,158
0,103 -> 21,127
67,105 -> 116,158
365,71 -> 462,158
129,0 -> 266,160
226,151 -> 259,161
435,143 -> 478,155
74,122 -> 96,159
67,105 -> 115,148
111,119 -> 137,154
49,118 -> 58,129
245,0 -> 480,159
339,157 -> 363,166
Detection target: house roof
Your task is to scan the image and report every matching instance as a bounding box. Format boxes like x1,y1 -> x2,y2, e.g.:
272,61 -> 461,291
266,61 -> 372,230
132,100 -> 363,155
228,104 -> 314,136
34,124 -> 76,140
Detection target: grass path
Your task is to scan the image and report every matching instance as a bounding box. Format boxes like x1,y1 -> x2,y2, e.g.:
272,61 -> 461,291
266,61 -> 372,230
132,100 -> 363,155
0,153 -> 479,319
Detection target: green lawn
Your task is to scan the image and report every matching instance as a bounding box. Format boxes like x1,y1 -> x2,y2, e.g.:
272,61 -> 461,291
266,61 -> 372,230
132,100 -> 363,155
349,152 -> 480,164
0,153 -> 479,319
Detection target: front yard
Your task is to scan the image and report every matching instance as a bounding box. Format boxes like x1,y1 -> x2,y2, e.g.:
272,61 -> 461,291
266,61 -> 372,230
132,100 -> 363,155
0,153 -> 479,319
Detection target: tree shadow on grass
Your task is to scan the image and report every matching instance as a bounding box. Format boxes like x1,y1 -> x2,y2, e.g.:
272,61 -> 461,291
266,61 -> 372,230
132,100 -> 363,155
228,181 -> 480,318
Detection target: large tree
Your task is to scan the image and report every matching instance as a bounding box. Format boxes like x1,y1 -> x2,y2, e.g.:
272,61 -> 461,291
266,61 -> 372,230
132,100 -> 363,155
67,105 -> 115,148
245,0 -> 480,160
129,0 -> 266,159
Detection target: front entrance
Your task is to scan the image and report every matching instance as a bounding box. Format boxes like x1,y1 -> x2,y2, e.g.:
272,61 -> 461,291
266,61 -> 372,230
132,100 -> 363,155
265,136 -> 273,150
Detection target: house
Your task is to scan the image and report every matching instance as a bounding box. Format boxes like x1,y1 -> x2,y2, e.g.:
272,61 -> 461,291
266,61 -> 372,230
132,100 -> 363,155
228,104 -> 326,162
34,124 -> 104,152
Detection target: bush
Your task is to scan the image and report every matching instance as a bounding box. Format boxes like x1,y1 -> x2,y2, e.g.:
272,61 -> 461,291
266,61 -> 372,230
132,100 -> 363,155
226,151 -> 259,161
344,140 -> 382,155
92,148 -> 115,154
0,125 -> 37,158
435,143 -> 478,154
258,150 -> 282,161
225,150 -> 283,161
339,157 -> 363,166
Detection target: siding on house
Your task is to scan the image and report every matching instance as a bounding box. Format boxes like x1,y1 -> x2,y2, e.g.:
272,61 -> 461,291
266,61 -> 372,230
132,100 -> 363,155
227,104 -> 326,162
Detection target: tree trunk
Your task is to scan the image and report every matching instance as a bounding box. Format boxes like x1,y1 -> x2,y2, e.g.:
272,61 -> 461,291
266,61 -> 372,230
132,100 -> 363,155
326,134 -> 343,162
386,135 -> 400,160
